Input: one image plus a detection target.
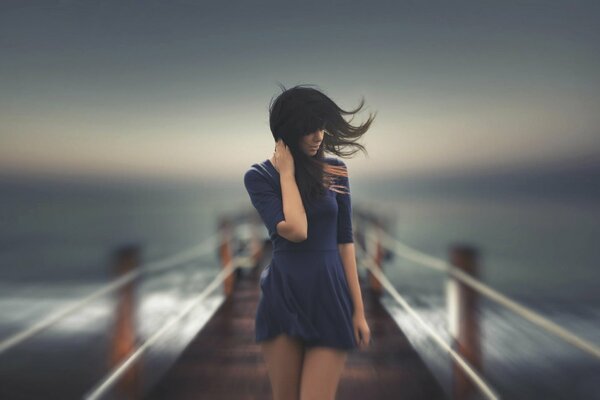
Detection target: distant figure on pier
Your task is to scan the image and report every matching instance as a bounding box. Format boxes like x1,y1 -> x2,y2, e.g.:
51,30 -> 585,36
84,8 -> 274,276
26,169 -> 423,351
243,83 -> 377,399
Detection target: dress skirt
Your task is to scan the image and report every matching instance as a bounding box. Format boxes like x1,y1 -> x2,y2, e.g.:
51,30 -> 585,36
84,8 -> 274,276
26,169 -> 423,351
256,249 -> 358,351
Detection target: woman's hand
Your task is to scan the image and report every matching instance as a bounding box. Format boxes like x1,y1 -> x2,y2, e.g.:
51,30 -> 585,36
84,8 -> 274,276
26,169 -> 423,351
273,138 -> 295,176
353,313 -> 372,349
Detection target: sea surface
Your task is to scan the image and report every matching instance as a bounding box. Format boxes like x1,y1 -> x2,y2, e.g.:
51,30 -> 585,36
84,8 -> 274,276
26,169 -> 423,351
0,171 -> 598,399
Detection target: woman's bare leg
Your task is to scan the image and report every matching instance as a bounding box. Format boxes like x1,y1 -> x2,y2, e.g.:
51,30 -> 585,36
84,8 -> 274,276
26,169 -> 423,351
260,334 -> 305,400
299,346 -> 348,400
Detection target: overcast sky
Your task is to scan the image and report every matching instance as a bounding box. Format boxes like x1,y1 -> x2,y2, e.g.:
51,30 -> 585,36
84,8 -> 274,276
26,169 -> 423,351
1,0 -> 599,182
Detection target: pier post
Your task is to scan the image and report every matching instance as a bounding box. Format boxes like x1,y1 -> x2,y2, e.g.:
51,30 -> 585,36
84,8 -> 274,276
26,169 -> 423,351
219,217 -> 235,296
367,223 -> 384,296
249,214 -> 263,268
447,244 -> 482,400
109,243 -> 141,399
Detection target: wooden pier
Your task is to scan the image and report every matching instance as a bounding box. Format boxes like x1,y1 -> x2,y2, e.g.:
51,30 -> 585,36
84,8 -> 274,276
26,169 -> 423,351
144,241 -> 447,400
3,209 -> 595,399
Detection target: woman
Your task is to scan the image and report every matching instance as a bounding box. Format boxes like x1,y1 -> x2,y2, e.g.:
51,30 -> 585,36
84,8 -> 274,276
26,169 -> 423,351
243,84 -> 376,400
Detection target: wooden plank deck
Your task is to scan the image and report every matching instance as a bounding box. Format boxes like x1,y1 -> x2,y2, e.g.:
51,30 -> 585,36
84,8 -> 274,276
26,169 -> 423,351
145,247 -> 447,400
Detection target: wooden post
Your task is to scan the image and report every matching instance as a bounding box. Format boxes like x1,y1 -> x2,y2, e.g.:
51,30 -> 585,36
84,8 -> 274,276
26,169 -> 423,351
109,244 -> 141,399
219,217 -> 235,296
354,210 -> 364,255
447,244 -> 482,400
249,214 -> 263,268
367,222 -> 384,296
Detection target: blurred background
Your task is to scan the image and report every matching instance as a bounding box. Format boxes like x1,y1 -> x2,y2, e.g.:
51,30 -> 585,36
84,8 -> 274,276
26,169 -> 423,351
0,0 -> 599,399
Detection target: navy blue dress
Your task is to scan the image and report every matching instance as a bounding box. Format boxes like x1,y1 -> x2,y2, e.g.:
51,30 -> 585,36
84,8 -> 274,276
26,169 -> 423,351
243,156 -> 358,351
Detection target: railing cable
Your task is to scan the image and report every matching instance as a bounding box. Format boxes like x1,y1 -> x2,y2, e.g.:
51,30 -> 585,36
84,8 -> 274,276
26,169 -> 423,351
369,228 -> 600,360
83,254 -> 255,400
355,243 -> 501,400
0,233 -> 220,355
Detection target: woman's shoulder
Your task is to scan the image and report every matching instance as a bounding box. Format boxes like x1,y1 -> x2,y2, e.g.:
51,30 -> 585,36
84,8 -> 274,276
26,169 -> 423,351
243,159 -> 277,187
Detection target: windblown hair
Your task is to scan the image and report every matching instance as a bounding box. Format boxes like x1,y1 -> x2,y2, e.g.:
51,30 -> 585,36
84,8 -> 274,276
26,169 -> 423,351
268,83 -> 376,205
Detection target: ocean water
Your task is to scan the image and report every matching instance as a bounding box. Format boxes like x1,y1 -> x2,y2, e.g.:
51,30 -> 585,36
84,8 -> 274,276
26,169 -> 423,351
0,172 -> 598,399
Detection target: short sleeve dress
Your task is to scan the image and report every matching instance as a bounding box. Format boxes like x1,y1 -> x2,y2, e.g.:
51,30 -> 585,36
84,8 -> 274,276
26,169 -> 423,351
243,156 -> 358,351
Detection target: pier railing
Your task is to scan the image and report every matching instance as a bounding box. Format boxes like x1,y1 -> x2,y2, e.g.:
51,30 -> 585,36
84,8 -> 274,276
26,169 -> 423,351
0,234 -> 219,355
352,208 -> 600,400
84,252 -> 256,400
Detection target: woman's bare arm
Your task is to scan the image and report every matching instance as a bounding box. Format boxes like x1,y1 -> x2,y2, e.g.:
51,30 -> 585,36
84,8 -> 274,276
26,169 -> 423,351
272,139 -> 307,242
276,169 -> 308,242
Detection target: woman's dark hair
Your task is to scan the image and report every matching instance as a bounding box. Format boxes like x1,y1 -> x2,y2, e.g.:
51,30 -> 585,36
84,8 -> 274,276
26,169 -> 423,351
268,83 -> 376,205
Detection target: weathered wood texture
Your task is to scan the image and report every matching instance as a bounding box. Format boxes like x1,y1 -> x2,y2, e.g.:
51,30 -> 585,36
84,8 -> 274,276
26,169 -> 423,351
146,250 -> 447,400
